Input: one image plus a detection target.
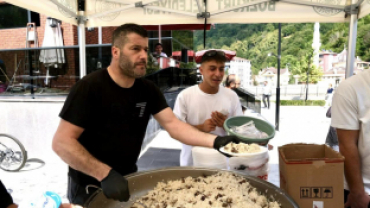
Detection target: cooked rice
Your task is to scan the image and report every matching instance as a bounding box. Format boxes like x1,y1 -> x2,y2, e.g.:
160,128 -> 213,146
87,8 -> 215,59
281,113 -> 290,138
224,143 -> 261,154
132,172 -> 280,208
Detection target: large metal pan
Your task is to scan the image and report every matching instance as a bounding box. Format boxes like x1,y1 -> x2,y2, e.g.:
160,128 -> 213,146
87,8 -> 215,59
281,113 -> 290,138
85,167 -> 299,208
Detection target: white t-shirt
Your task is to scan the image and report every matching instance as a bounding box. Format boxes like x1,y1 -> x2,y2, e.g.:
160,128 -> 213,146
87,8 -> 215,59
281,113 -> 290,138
331,69 -> 370,194
173,85 -> 243,166
263,85 -> 272,95
153,52 -> 167,57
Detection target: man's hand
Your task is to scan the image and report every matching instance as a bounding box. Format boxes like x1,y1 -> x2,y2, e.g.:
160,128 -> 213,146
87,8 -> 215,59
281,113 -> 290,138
201,119 -> 216,133
211,112 -> 227,128
101,169 -> 130,202
213,135 -> 242,157
345,191 -> 370,208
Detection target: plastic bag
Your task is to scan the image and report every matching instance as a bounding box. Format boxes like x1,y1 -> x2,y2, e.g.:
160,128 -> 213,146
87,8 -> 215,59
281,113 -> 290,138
230,121 -> 268,139
228,152 -> 269,181
192,147 -> 227,169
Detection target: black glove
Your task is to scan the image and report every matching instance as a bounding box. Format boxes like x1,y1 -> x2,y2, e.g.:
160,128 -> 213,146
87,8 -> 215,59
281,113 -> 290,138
101,169 -> 130,202
213,135 -> 241,157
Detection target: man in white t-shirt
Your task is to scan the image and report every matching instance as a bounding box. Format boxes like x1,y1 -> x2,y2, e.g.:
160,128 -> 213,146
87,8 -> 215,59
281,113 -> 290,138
331,69 -> 370,208
262,81 -> 272,109
152,43 -> 167,58
173,50 -> 243,166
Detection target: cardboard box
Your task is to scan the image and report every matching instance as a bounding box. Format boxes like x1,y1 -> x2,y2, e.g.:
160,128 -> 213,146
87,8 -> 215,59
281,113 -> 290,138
279,144 -> 344,208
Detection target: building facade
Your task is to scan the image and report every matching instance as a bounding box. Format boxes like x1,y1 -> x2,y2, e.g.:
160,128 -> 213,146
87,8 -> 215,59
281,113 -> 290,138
227,57 -> 252,88
0,2 -> 119,92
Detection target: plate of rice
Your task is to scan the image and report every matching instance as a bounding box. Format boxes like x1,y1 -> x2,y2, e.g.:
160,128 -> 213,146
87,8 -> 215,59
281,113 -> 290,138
220,142 -> 268,157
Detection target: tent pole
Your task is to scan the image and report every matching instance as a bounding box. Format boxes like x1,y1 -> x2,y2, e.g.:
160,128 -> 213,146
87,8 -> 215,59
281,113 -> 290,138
78,14 -> 87,78
158,25 -> 162,44
275,23 -> 281,131
345,0 -> 358,78
98,26 -> 102,61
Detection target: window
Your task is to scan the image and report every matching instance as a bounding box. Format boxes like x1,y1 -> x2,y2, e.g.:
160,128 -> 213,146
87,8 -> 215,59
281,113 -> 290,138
0,3 -> 40,29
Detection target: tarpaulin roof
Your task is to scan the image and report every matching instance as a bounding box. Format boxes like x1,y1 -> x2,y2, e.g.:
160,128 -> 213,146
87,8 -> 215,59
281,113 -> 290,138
8,0 -> 370,27
142,24 -> 211,31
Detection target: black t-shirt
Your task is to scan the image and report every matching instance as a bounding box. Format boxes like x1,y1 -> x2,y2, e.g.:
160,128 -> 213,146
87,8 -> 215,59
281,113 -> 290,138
59,69 -> 168,187
0,180 -> 13,208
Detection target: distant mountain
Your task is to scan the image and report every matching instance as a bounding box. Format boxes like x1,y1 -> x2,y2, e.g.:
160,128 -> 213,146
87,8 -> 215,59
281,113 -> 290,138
193,16 -> 370,75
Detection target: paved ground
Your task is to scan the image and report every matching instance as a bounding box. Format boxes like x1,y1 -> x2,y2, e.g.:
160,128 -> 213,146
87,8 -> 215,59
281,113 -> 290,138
0,105 -> 331,204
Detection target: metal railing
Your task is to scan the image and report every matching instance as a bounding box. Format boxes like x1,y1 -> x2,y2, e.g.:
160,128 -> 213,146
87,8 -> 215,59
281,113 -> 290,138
0,44 -> 196,98
234,88 -> 261,114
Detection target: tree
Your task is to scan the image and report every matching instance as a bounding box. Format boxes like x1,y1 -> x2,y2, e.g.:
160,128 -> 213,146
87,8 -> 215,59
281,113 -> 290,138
266,23 -> 275,32
193,20 -> 370,77
296,51 -> 323,84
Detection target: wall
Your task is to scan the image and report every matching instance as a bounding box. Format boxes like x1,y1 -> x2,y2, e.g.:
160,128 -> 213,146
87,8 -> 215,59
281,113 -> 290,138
229,60 -> 252,88
0,101 -> 64,162
0,14 -> 77,49
85,27 -> 116,44
0,100 -> 160,163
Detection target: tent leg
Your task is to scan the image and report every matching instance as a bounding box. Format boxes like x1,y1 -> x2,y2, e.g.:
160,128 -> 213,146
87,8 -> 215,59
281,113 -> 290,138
158,25 -> 162,43
275,23 -> 281,131
98,26 -> 102,62
78,17 -> 87,78
345,1 -> 358,78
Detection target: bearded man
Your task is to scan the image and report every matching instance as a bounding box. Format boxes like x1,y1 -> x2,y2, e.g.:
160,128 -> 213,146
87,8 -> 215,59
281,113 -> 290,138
52,24 -> 241,206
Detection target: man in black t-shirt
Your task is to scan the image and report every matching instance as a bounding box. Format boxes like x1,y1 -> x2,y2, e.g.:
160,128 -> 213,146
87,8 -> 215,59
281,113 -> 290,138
52,24 -> 241,206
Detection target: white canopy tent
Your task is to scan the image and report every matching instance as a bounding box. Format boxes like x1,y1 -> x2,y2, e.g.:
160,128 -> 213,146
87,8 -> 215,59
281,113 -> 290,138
9,0 -> 370,78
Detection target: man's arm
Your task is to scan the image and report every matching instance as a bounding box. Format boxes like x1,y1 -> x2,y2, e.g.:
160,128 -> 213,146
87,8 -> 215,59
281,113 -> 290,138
337,129 -> 370,207
52,119 -> 111,181
154,107 -> 216,148
338,129 -> 363,191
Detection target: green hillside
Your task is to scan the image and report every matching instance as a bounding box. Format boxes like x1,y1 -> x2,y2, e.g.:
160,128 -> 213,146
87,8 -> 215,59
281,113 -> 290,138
194,16 -> 370,77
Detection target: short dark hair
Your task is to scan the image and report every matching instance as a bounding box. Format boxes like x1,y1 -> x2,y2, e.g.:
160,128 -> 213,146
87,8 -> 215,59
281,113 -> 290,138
112,24 -> 148,49
201,50 -> 227,64
225,74 -> 236,87
155,43 -> 162,48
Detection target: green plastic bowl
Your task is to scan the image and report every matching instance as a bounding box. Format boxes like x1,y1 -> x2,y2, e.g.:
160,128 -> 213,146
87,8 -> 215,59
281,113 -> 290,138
223,116 -> 275,144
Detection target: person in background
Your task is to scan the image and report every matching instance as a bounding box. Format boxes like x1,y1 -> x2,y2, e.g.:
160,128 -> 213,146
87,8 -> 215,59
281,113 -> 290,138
325,83 -> 334,108
174,50 -> 243,166
325,106 -> 339,152
0,59 -> 7,83
225,74 -> 241,89
262,81 -> 272,109
152,43 -> 167,58
331,69 -> 370,208
225,74 -> 246,113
